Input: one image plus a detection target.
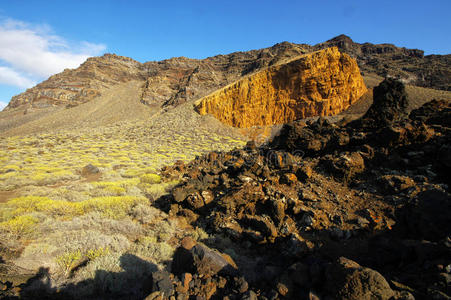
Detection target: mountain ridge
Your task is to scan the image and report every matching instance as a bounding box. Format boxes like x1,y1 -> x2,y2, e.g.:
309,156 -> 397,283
4,34 -> 449,113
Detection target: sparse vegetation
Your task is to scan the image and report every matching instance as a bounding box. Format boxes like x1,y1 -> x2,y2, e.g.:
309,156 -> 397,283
56,249 -> 83,276
0,214 -> 38,238
0,118 -> 241,294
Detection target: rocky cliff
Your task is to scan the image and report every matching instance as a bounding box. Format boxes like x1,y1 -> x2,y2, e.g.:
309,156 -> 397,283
195,48 -> 367,128
317,34 -> 451,91
3,35 -> 449,113
5,42 -> 310,111
132,42 -> 311,107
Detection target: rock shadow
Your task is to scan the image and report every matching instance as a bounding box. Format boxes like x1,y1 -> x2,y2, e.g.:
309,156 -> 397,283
8,253 -> 158,300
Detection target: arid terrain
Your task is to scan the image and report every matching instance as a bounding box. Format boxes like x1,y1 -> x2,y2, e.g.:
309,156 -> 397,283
0,35 -> 450,299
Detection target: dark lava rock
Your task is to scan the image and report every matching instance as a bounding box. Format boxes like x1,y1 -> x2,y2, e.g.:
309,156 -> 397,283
378,175 -> 416,194
172,243 -> 237,278
151,270 -> 174,297
324,257 -> 396,300
321,151 -> 365,182
397,189 -> 451,241
159,88 -> 450,299
409,99 -> 451,127
361,78 -> 408,128
271,117 -> 347,155
81,164 -> 100,176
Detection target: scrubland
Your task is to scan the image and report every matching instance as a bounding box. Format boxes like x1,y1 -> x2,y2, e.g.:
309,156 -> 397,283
0,119 -> 245,293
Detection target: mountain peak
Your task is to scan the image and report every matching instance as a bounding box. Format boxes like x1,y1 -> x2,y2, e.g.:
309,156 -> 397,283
327,34 -> 354,43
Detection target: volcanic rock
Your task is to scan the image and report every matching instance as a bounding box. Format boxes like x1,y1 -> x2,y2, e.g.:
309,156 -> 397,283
321,151 -> 365,182
397,189 -> 451,241
172,243 -> 237,278
195,47 -> 367,127
81,164 -> 100,176
409,99 -> 451,127
316,34 -> 450,91
151,270 -> 174,297
324,257 -> 396,300
360,78 -> 408,128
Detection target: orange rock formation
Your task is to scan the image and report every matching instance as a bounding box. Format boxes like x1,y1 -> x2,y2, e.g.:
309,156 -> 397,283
195,47 -> 367,128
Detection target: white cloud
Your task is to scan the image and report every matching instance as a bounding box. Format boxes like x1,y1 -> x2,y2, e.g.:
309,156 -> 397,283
0,66 -> 36,88
0,101 -> 7,111
0,18 -> 106,90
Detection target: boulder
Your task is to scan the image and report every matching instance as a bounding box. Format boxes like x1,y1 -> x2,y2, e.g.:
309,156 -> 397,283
397,189 -> 451,241
172,243 -> 237,278
325,257 -> 396,300
378,175 -> 416,194
151,270 -> 174,297
409,99 -> 451,127
360,78 -> 409,128
81,164 -> 100,176
322,152 -> 365,182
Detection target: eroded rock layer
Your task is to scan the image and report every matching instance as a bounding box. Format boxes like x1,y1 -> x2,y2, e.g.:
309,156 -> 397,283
6,54 -> 145,110
195,47 -> 367,128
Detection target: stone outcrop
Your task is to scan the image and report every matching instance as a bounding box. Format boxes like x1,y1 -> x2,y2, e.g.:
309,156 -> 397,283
195,47 -> 367,128
135,42 -> 310,107
316,34 -> 451,91
359,78 -> 409,128
325,257 -> 396,300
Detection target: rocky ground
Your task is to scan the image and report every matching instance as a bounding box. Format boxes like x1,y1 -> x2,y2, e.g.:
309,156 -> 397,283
1,79 -> 448,299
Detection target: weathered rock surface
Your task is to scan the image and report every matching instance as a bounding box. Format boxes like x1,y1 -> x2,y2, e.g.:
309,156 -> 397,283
325,257 -> 396,300
195,47 -> 367,127
5,42 -> 309,111
361,78 -> 409,127
149,79 -> 451,299
316,34 -> 451,91
6,54 -> 145,110
172,242 -> 237,278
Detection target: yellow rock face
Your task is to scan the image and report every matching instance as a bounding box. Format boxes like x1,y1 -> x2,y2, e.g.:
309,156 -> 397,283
195,47 -> 367,128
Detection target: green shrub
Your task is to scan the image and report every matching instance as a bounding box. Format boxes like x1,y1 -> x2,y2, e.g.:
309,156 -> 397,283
86,247 -> 110,261
56,249 -> 83,276
133,237 -> 174,263
0,215 -> 38,238
139,173 -> 161,184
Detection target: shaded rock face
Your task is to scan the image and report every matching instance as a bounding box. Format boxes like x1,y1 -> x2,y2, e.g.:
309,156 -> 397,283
361,78 -> 408,127
172,241 -> 237,278
195,47 -> 367,128
409,99 -> 451,127
317,34 -> 451,91
325,257 -> 395,300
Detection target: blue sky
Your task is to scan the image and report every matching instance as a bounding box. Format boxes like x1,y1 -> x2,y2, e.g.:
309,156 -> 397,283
0,0 -> 450,110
